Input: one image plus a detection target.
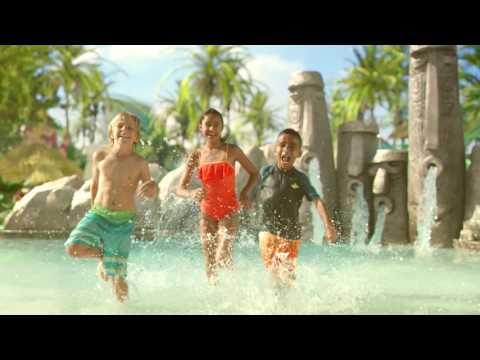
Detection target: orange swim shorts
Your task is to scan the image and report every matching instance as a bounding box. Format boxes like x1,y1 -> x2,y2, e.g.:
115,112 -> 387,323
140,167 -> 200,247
259,231 -> 301,271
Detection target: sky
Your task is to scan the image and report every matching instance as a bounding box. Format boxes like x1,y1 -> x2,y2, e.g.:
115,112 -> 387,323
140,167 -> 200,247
50,45 -> 366,144
82,45 -> 355,112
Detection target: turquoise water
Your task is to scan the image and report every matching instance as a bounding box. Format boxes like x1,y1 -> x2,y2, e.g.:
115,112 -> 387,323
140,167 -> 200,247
1,235 -> 480,314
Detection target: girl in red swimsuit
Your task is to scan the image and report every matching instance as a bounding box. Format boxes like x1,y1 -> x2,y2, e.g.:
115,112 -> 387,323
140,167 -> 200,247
177,108 -> 259,285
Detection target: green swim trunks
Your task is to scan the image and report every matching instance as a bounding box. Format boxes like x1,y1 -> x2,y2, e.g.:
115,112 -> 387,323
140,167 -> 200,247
65,205 -> 136,279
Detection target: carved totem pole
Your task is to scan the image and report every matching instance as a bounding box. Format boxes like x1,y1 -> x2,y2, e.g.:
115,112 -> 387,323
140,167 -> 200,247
408,45 -> 465,248
336,121 -> 378,240
288,71 -> 337,241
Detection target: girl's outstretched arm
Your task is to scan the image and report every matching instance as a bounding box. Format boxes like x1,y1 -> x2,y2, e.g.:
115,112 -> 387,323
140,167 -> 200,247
232,145 -> 260,208
176,150 -> 204,201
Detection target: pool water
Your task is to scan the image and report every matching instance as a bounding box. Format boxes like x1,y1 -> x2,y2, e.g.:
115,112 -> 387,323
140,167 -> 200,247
1,235 -> 480,315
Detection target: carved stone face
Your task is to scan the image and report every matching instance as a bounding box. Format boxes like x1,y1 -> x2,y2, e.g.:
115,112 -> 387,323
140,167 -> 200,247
371,150 -> 407,199
336,122 -> 379,239
408,45 -> 465,247
337,122 -> 379,181
370,161 -> 406,196
368,151 -> 409,245
410,45 -> 460,189
410,46 -> 458,153
288,84 -> 325,151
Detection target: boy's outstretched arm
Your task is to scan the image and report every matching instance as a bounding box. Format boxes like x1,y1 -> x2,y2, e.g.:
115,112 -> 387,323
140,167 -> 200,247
90,150 -> 107,206
232,145 -> 259,209
314,198 -> 337,244
137,160 -> 157,199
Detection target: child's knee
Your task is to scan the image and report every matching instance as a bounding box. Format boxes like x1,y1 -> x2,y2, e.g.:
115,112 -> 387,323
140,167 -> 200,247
65,244 -> 81,257
65,245 -> 75,257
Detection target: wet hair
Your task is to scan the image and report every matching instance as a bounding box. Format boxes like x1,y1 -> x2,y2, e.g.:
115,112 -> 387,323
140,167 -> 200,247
277,128 -> 302,147
199,108 -> 228,142
199,108 -> 224,127
108,112 -> 141,145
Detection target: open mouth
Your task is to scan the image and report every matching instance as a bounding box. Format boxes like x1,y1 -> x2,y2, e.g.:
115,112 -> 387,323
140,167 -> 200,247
280,154 -> 291,163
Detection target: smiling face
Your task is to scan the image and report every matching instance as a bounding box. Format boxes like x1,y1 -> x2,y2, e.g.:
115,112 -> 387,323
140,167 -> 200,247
108,113 -> 140,147
199,113 -> 223,141
275,133 -> 302,172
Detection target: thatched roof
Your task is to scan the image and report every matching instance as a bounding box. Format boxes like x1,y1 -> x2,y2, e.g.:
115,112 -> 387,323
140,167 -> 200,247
0,143 -> 82,186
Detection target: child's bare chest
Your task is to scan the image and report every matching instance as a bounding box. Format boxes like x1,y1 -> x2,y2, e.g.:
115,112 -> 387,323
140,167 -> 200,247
99,157 -> 139,186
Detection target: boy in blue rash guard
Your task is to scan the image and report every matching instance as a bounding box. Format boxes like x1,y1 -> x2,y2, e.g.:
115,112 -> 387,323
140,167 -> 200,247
65,112 -> 157,303
256,129 -> 336,287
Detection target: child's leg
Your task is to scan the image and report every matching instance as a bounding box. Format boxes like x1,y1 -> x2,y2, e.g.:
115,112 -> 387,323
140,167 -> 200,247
112,276 -> 128,303
65,213 -> 103,268
66,244 -> 106,282
200,213 -> 220,284
217,212 -> 239,269
65,244 -> 102,259
259,232 -> 283,287
275,240 -> 301,288
97,262 -> 109,282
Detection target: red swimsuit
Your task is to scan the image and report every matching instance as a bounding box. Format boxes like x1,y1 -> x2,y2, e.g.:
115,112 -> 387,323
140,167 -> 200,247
198,146 -> 240,221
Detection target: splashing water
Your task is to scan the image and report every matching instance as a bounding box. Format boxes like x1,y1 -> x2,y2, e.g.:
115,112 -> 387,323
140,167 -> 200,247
350,183 -> 369,246
369,205 -> 386,248
308,158 -> 325,245
2,237 -> 480,314
416,166 -> 438,253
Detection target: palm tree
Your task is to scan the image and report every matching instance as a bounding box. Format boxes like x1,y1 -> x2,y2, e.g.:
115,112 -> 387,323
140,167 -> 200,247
460,45 -> 480,146
76,68 -> 112,146
330,45 -> 409,146
0,45 -> 61,154
239,90 -> 279,145
0,45 -> 59,122
49,45 -> 106,136
177,45 -> 254,128
338,45 -> 392,123
382,45 -> 409,146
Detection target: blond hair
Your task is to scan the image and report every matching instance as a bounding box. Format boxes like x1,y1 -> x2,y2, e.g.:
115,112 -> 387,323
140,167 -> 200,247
108,112 -> 141,145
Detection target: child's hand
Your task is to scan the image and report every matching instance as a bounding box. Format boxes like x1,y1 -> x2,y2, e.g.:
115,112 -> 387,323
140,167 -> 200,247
239,191 -> 252,209
190,188 -> 205,202
138,180 -> 157,199
325,223 -> 337,244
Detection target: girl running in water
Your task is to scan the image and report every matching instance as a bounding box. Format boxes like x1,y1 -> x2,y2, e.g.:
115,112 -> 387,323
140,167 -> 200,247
177,108 -> 259,285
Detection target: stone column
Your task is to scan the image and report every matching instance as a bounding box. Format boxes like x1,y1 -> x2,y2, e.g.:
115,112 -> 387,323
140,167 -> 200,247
369,150 -> 409,245
465,145 -> 480,222
288,71 -> 337,241
408,45 -> 465,248
336,121 -> 378,240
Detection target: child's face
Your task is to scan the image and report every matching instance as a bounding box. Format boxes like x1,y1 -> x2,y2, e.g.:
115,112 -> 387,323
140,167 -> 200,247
111,116 -> 139,146
200,114 -> 223,140
275,133 -> 302,171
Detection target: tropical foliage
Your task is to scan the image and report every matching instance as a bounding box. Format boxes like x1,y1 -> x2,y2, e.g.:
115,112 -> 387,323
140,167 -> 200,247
153,45 -> 280,155
0,45 -> 110,156
460,45 -> 480,146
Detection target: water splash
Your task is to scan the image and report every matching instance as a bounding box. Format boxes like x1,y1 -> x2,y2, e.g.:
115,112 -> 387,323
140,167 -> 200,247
2,238 -> 480,314
369,205 -> 386,247
416,166 -> 438,253
350,183 -> 369,246
308,158 -> 325,245
155,194 -> 200,244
